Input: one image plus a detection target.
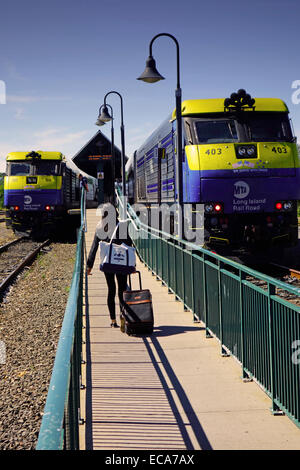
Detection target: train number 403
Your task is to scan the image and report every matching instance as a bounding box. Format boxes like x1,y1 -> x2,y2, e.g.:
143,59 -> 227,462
271,146 -> 287,154
205,148 -> 222,155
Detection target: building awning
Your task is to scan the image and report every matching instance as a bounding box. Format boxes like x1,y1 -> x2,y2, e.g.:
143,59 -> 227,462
72,130 -> 127,179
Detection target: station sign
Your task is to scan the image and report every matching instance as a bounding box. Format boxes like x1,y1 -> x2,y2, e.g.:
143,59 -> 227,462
88,155 -> 112,161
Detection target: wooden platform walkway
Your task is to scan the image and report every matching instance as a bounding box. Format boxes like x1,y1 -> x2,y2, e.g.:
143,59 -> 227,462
79,209 -> 300,451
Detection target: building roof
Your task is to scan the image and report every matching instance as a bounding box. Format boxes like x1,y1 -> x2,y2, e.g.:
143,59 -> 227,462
72,130 -> 127,179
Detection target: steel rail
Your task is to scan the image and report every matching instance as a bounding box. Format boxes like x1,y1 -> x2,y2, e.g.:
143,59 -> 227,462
0,239 -> 50,296
0,236 -> 25,254
269,262 -> 300,280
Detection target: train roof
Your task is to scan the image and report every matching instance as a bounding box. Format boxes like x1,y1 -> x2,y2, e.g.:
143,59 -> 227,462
6,151 -> 64,161
172,98 -> 289,120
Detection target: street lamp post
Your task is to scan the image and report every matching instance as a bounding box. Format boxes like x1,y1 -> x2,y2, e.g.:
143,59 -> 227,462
99,91 -> 126,218
137,33 -> 183,239
96,104 -> 115,203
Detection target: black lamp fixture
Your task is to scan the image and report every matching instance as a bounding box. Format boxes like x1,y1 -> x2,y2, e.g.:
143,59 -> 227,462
95,104 -> 113,127
95,103 -> 115,202
97,91 -> 126,214
95,117 -> 105,127
137,33 -> 183,239
137,56 -> 165,83
99,105 -> 113,122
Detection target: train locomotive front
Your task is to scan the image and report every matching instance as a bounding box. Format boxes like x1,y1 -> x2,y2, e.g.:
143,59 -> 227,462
4,150 -> 81,237
130,90 -> 300,251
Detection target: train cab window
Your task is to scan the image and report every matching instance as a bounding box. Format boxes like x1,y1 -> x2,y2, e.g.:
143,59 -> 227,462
9,162 -> 31,176
194,119 -> 238,144
35,162 -> 58,175
242,113 -> 293,142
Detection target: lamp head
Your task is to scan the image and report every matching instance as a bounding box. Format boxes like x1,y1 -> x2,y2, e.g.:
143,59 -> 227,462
137,56 -> 165,83
99,105 -> 112,122
95,118 -> 105,127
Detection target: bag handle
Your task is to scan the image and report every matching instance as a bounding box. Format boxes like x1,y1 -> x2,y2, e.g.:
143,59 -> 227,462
128,271 -> 142,290
107,221 -> 120,263
108,219 -> 129,246
109,222 -> 120,246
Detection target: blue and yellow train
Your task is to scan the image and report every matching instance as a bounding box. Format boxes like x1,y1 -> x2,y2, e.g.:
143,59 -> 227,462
4,150 -> 85,237
127,89 -> 300,250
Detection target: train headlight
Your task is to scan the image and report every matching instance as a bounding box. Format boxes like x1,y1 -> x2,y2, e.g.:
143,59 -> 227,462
204,202 -> 223,214
235,144 -> 257,158
283,201 -> 292,210
246,146 -> 255,156
14,206 -> 20,211
214,204 -> 222,212
275,201 -> 293,211
205,203 -> 223,213
205,204 -> 214,213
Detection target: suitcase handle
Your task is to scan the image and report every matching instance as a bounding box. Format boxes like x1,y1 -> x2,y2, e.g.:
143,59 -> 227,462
128,271 -> 142,290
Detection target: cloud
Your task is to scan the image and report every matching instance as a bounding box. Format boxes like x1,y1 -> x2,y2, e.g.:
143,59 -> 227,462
7,95 -> 71,104
0,127 -> 93,173
33,128 -> 90,148
125,121 -> 157,156
4,62 -> 27,82
14,107 -> 25,120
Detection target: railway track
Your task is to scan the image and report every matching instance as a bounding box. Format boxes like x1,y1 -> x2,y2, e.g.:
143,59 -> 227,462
244,261 -> 300,307
268,262 -> 300,280
0,237 -> 50,298
0,209 -> 6,223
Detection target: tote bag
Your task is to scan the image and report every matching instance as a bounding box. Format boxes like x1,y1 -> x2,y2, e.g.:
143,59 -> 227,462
99,223 -> 136,274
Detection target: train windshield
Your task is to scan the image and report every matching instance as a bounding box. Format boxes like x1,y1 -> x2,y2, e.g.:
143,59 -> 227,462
190,112 -> 293,144
194,119 -> 238,144
8,160 -> 59,175
242,113 -> 293,142
35,161 -> 58,175
10,162 -> 31,176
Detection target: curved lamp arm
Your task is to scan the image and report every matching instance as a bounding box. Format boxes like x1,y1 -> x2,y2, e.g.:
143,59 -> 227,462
148,33 -> 180,90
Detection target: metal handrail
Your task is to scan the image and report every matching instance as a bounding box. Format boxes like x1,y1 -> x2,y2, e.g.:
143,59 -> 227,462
36,189 -> 86,450
117,187 -> 300,428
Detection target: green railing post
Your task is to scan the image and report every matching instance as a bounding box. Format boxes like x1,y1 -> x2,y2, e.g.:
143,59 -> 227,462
239,270 -> 250,381
268,283 -> 282,415
218,260 -> 228,356
202,254 -> 212,338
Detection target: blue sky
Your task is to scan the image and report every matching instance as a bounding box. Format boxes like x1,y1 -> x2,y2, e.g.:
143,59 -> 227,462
0,0 -> 300,173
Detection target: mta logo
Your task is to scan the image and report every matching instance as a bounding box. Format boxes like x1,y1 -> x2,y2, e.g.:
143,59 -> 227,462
233,181 -> 250,199
0,81 -> 6,104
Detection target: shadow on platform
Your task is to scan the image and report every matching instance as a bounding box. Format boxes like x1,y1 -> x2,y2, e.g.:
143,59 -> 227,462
84,301 -> 212,450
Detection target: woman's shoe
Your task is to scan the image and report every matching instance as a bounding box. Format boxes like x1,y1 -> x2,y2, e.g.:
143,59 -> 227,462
111,322 -> 119,328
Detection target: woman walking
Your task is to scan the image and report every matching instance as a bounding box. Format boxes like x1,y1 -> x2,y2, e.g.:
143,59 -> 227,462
87,205 -> 132,328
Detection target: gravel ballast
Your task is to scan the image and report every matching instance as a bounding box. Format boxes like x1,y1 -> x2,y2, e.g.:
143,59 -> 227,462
0,240 -> 77,450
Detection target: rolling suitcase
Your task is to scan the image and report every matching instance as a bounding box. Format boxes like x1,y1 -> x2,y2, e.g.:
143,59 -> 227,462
120,271 -> 154,335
